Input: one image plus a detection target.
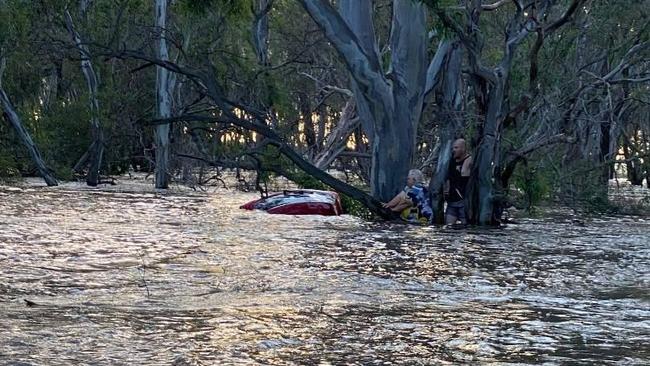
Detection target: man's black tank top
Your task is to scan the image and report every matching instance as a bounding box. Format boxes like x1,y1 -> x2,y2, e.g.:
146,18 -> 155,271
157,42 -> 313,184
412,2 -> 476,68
448,155 -> 470,202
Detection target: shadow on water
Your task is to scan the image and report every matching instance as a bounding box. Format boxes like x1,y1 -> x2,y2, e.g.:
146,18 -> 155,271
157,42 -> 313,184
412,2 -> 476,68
0,183 -> 648,364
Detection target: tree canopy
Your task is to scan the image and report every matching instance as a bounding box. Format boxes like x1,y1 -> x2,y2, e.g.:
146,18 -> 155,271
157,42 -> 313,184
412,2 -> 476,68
1,0 -> 648,222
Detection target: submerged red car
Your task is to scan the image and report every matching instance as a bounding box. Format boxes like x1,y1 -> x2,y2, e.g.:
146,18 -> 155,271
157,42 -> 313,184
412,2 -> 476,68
240,189 -> 343,216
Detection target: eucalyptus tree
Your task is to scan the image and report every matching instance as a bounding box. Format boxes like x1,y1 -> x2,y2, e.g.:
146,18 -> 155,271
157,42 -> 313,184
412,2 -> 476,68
557,0 -> 650,193
65,2 -> 104,186
154,0 -> 174,188
503,0 -> 650,202
0,2 -> 58,185
298,0 -> 434,202
421,0 -> 589,223
0,57 -> 58,186
252,0 -> 273,66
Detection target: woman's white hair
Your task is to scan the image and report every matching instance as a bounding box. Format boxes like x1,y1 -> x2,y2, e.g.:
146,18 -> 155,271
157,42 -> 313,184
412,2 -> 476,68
407,169 -> 425,184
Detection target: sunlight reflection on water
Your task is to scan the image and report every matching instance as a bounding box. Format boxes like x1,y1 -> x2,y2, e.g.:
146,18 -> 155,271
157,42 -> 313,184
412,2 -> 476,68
0,181 -> 648,364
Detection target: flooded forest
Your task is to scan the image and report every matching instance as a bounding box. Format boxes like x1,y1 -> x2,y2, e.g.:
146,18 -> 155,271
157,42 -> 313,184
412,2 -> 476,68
1,0 -> 649,364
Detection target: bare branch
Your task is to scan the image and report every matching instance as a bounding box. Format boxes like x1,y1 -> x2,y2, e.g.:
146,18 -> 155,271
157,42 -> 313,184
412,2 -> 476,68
609,76 -> 650,84
482,0 -> 511,11
298,72 -> 353,97
544,0 -> 585,34
424,40 -> 453,96
507,133 -> 575,161
298,0 -> 389,100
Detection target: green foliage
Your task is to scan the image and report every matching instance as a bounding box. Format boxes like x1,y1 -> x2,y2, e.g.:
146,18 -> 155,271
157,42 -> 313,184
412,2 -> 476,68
0,148 -> 20,180
340,193 -> 374,220
31,100 -> 91,178
579,182 -> 613,213
179,0 -> 251,18
0,1 -> 31,48
557,161 -> 615,214
512,164 -> 551,211
422,0 -> 467,41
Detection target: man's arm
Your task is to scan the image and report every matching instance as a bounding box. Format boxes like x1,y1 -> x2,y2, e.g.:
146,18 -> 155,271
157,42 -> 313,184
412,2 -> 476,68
461,156 -> 473,177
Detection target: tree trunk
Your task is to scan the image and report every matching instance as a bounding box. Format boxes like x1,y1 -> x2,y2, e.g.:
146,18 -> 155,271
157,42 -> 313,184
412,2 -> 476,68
469,79 -> 507,225
80,0 -> 92,18
353,127 -> 371,184
622,137 -> 643,185
338,0 -> 379,146
154,0 -> 173,189
371,0 -> 428,201
0,57 -> 57,186
252,0 -> 272,66
65,9 -> 104,186
316,0 -> 428,201
298,92 -> 316,154
427,40 -> 464,223
314,100 -> 358,169
316,103 -> 327,149
599,117 -> 613,185
463,5 -> 544,225
641,130 -> 650,188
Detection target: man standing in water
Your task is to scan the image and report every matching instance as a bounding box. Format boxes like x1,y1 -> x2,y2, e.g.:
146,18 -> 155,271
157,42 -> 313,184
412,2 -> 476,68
445,139 -> 472,225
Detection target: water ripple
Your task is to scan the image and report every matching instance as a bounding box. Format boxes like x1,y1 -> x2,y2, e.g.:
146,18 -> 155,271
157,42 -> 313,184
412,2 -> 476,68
0,183 -> 648,364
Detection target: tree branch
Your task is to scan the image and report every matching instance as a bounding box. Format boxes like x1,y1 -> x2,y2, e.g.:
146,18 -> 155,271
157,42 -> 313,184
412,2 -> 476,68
544,0 -> 585,34
482,0 -> 511,11
298,0 -> 390,102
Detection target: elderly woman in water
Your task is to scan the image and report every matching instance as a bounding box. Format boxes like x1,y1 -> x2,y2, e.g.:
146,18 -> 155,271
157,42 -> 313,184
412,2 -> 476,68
382,169 -> 433,224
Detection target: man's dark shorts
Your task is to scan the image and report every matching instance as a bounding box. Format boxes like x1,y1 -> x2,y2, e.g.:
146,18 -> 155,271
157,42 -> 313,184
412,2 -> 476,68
445,201 -> 467,224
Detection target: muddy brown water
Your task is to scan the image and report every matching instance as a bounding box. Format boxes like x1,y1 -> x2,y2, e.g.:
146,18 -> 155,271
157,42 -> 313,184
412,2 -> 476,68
0,183 -> 648,365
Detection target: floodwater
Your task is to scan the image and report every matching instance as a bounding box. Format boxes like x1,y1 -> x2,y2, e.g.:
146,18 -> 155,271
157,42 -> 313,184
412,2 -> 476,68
0,182 -> 648,365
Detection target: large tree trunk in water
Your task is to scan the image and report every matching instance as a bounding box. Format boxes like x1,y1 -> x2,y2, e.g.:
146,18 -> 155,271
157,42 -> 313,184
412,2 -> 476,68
314,0 -> 427,201
469,80 -> 507,225
154,0 -> 173,188
335,0 -> 427,201
65,10 -> 104,186
462,3 -> 551,225
0,57 -> 58,186
426,40 -> 464,223
371,0 -> 428,201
